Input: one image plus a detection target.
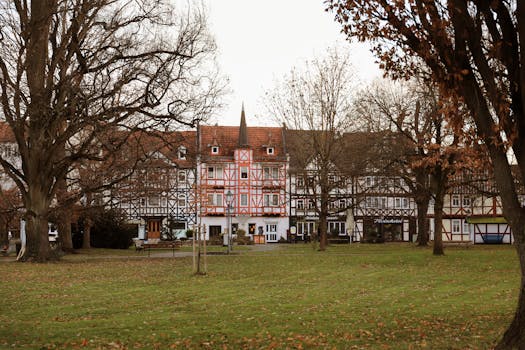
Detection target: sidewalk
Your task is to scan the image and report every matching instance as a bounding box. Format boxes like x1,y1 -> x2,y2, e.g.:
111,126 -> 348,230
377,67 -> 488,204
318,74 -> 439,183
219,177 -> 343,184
0,243 -> 281,262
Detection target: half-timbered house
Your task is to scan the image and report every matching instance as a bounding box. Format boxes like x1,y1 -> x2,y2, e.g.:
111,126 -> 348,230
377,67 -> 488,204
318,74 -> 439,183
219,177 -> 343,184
429,169 -> 515,244
286,129 -> 352,241
112,131 -> 197,241
197,108 -> 288,242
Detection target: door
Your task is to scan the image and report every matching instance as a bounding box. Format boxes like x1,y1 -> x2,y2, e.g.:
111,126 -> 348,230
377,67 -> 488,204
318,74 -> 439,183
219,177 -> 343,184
147,219 -> 161,240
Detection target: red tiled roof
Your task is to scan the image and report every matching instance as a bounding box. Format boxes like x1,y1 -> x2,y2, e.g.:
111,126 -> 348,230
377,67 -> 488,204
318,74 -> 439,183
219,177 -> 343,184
199,125 -> 285,161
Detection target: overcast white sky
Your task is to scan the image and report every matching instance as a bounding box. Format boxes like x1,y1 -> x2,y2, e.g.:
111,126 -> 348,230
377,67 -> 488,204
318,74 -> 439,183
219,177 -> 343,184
204,0 -> 382,126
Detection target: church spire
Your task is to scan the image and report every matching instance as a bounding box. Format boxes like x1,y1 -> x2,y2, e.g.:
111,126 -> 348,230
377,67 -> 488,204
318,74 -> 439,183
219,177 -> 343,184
239,103 -> 248,147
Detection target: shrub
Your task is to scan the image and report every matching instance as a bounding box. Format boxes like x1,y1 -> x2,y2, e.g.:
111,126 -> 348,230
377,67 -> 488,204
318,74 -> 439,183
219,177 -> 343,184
90,209 -> 135,249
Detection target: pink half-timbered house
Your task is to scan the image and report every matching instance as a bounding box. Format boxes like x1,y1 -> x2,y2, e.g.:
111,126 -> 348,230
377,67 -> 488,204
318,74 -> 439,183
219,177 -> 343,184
197,108 -> 288,242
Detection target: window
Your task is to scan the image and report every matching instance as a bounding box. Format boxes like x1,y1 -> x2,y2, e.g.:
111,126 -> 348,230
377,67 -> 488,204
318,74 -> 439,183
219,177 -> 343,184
366,177 -> 375,187
211,146 -> 219,154
263,167 -> 279,180
367,197 -> 379,208
451,219 -> 461,234
140,198 -> 146,206
207,193 -> 223,206
148,196 -> 160,206
178,194 -> 186,207
178,146 -> 186,159
463,221 -> 470,234
266,224 -> 277,232
178,170 -> 186,183
297,199 -> 304,209
339,199 -> 346,209
462,196 -> 471,208
264,194 -> 279,206
452,195 -> 460,207
240,194 -> 248,206
207,166 -> 223,179
161,197 -> 167,207
267,147 -> 274,155
240,167 -> 248,179
328,222 -> 346,235
297,221 -> 315,236
308,199 -> 315,209
297,177 -> 304,187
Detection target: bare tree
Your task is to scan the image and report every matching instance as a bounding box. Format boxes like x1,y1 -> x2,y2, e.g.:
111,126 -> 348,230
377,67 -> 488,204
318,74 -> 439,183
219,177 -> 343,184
328,1 -> 525,346
355,79 -> 473,255
0,0 -> 224,261
266,49 -> 356,251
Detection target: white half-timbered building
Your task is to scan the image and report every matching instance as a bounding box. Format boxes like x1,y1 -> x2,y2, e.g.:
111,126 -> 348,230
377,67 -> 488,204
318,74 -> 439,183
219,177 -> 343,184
112,131 -> 197,241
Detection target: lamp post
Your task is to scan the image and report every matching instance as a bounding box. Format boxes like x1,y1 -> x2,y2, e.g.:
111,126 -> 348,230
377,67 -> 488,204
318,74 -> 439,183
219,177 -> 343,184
225,190 -> 234,254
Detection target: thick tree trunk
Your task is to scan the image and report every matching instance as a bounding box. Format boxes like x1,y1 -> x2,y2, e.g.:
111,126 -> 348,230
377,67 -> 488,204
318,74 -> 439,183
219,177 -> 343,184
56,206 -> 73,251
415,198 -> 430,246
495,242 -> 525,348
432,203 -> 444,256
22,197 -> 52,261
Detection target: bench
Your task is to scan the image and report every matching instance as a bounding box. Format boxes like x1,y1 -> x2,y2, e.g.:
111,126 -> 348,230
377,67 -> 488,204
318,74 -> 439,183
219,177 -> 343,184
142,241 -> 183,256
328,236 -> 351,244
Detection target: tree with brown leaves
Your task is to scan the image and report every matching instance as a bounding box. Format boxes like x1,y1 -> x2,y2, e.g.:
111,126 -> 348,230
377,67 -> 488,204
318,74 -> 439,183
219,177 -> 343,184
327,1 -> 525,347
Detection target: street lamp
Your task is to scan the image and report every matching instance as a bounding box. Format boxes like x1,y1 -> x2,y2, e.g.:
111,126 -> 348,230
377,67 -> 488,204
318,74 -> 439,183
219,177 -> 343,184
225,190 -> 234,254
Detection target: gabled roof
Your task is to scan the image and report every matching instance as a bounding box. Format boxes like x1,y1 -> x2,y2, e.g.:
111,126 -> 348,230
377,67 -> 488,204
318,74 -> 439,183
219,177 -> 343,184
200,125 -> 285,161
199,109 -> 285,161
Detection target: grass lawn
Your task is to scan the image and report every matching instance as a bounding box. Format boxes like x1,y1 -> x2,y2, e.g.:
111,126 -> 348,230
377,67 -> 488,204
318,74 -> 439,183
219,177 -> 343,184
0,243 -> 519,349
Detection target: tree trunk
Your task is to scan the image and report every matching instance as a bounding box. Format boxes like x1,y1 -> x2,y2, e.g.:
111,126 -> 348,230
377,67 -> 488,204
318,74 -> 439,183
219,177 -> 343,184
82,217 -> 92,249
432,171 -> 445,256
415,198 -> 430,246
22,196 -> 52,261
56,206 -> 73,251
495,238 -> 525,349
319,212 -> 328,251
0,215 -> 8,249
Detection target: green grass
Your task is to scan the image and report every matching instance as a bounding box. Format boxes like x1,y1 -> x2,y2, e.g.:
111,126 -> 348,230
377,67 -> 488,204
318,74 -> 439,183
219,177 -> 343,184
0,244 -> 519,349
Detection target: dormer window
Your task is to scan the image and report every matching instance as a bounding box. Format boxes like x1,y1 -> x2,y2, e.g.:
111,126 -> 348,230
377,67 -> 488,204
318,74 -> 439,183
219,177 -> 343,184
178,146 -> 186,160
267,147 -> 274,155
211,146 -> 219,154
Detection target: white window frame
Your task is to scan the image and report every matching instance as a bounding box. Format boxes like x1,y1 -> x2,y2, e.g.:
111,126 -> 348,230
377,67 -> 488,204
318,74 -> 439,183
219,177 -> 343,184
240,193 -> 248,206
264,194 -> 279,207
451,219 -> 461,234
263,167 -> 279,180
267,147 -> 274,155
207,166 -> 223,179
211,146 -> 219,154
178,146 -> 187,160
452,195 -> 460,207
178,170 -> 186,183
240,166 -> 248,179
462,196 -> 471,208
297,199 -> 304,209
148,196 -> 160,206
178,194 -> 186,207
207,193 -> 223,206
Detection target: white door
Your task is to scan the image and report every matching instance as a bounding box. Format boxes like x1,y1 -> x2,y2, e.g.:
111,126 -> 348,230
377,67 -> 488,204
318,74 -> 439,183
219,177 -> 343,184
265,223 -> 278,242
